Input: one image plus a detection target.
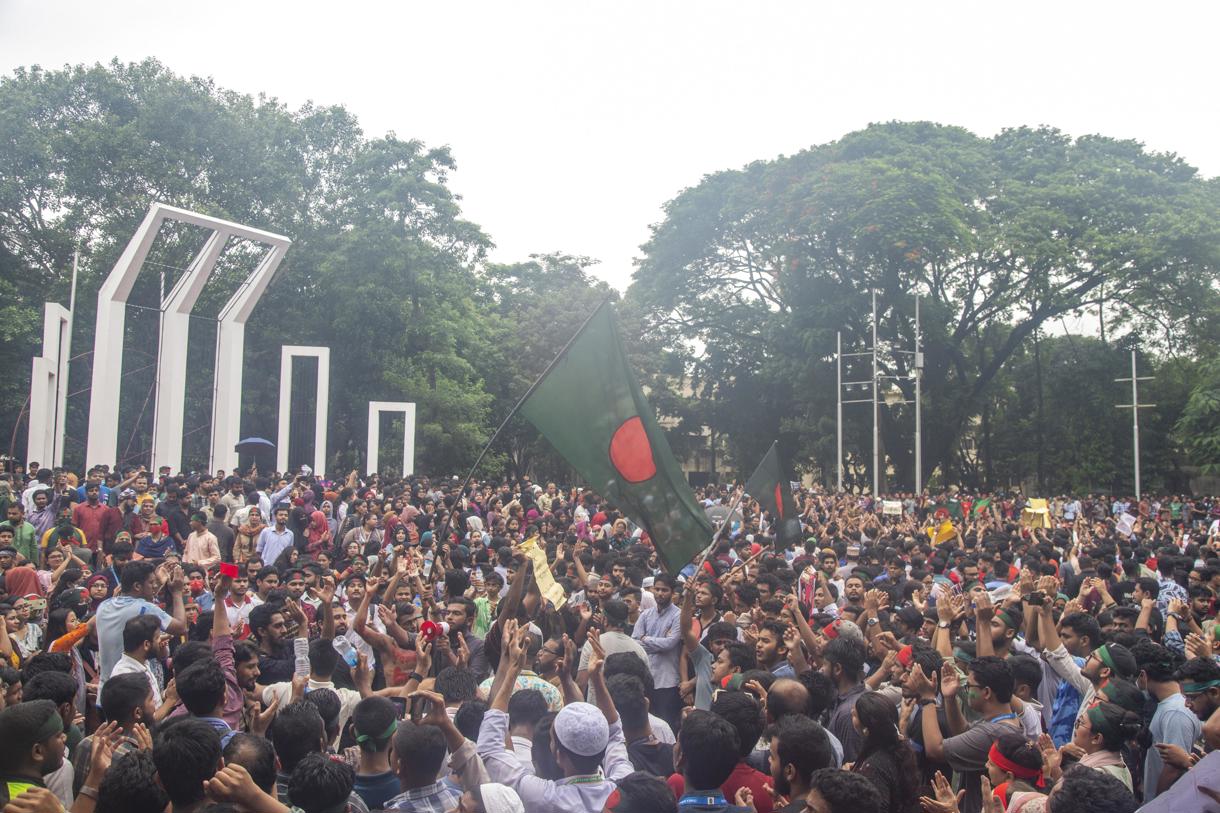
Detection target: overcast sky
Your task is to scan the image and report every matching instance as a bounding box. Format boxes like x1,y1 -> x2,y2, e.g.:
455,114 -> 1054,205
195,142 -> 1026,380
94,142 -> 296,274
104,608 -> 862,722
2,1 -> 1217,292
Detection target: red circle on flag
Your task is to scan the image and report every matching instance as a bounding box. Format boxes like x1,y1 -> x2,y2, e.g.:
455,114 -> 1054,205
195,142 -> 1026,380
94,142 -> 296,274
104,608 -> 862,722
609,416 -> 657,483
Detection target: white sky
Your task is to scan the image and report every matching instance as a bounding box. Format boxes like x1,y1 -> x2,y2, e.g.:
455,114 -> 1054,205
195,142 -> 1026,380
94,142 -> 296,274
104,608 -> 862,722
2,1 -> 1218,292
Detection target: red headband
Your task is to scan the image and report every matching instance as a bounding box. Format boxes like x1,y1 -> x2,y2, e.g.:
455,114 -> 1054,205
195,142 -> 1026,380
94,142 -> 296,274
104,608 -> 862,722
822,620 -> 841,639
988,742 -> 1044,787
897,644 -> 915,668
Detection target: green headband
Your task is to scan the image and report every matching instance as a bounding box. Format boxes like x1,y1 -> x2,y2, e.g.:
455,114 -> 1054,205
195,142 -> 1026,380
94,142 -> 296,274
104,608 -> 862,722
355,719 -> 397,745
1086,704 -> 1110,735
1095,645 -> 1116,672
953,648 -> 976,665
35,710 -> 63,742
999,607 -> 1023,631
1181,679 -> 1220,694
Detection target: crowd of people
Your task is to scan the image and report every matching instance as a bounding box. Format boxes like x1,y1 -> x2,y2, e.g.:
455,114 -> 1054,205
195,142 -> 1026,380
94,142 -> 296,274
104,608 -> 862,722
0,458 -> 1215,813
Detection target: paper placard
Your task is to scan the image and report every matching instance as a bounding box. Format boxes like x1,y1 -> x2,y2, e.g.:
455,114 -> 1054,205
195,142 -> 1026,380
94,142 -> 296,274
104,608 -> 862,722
521,535 -> 567,609
882,500 -> 902,515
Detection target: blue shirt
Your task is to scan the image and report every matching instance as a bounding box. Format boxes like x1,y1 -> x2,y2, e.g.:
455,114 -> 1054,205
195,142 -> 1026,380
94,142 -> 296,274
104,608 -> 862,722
256,526 -> 294,565
96,596 -> 172,682
631,602 -> 682,689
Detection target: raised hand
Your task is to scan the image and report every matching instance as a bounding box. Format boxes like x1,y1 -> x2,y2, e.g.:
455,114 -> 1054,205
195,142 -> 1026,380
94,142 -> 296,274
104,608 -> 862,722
973,590 -> 995,622
587,629 -> 607,674
907,663 -> 936,700
919,770 -> 963,813
250,695 -> 279,737
939,662 -> 960,698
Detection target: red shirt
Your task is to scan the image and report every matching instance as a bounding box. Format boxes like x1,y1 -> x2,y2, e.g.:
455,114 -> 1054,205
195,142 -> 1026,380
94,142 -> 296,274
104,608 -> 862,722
668,763 -> 774,813
71,502 -> 111,550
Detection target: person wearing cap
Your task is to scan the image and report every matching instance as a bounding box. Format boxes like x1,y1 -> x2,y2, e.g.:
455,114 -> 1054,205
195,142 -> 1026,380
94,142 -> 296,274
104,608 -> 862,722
478,623 -> 631,812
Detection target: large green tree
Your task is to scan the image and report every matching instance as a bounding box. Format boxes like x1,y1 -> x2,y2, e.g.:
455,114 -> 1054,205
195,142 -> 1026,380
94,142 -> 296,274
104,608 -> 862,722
628,122 -> 1220,489
0,59 -> 496,474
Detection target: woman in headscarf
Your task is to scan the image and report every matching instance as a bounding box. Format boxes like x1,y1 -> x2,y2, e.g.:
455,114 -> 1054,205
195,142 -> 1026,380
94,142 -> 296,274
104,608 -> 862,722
85,573 -> 110,615
321,499 -> 340,539
306,509 -> 331,557
234,506 -> 265,564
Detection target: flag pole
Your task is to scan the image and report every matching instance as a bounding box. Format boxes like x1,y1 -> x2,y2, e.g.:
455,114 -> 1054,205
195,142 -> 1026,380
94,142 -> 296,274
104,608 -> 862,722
689,482 -> 749,578
428,295 -> 615,576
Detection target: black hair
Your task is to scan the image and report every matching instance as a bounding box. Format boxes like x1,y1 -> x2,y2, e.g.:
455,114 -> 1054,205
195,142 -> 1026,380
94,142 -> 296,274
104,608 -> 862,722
1008,653 -> 1043,695
611,771 -> 677,813
807,767 -> 883,813
711,689 -> 764,759
605,651 -> 654,692
1048,764 -> 1137,813
303,688 -> 342,740
531,712 -> 563,780
968,655 -> 1014,703
993,729 -> 1041,773
223,733 -> 278,794
247,603 -> 281,640
605,674 -> 649,730
721,641 -> 757,674
508,688 -> 551,731
271,701 -> 324,771
1098,642 -> 1138,680
289,751 -> 354,813
824,636 -> 866,681
435,666 -> 477,703
99,673 -> 152,724
120,560 -> 157,593
123,615 -> 162,652
1098,679 -> 1144,715
770,715 -> 833,785
1085,702 -> 1144,752
172,641 -> 215,674
1134,577 -> 1160,599
454,700 -> 489,742
1059,612 -> 1101,649
23,670 -> 76,706
0,700 -> 60,770
679,710 -> 741,790
176,660 -> 226,716
151,716 -> 222,807
21,652 -> 72,682
95,750 -> 168,813
351,696 -> 397,753
392,720 -> 446,781
1130,639 -> 1181,683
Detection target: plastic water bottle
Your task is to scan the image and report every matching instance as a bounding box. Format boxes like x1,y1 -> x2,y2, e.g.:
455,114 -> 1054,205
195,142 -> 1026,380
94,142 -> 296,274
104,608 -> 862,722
332,636 -> 358,668
294,637 -> 310,678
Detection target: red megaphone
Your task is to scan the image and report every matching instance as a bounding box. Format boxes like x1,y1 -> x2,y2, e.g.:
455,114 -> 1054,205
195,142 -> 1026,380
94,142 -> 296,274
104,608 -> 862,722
419,620 -> 450,642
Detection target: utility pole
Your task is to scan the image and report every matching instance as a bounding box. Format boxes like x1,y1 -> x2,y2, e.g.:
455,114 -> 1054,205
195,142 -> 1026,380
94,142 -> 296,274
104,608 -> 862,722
836,331 -> 843,492
1116,350 -> 1154,500
914,295 -> 923,496
871,290 -> 880,498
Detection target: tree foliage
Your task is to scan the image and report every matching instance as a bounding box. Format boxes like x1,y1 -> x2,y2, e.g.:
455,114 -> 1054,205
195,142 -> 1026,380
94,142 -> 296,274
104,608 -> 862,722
627,121 -> 1220,491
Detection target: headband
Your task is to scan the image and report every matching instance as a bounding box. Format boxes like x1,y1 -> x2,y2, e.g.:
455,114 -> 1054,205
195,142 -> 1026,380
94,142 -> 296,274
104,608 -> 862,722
988,741 -> 1044,787
1182,679 -> 1220,694
953,647 -> 975,665
1096,644 -> 1116,672
355,719 -> 397,745
998,607 -> 1023,630
1086,704 -> 1111,737
35,710 -> 64,742
822,620 -> 841,639
897,644 -> 915,669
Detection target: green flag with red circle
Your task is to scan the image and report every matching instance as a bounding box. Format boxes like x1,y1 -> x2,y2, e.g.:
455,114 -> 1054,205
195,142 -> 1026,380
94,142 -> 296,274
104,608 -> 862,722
744,440 -> 802,547
518,302 -> 713,573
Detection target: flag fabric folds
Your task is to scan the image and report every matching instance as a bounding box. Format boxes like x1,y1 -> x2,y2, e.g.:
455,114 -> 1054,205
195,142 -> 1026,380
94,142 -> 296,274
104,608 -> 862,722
518,302 -> 713,573
744,441 -> 802,547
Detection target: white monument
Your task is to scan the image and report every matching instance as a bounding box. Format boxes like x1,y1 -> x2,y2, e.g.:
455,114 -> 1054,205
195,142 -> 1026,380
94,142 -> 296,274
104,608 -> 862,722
277,346 -> 330,476
366,401 -> 416,476
84,203 -> 290,472
26,303 -> 72,468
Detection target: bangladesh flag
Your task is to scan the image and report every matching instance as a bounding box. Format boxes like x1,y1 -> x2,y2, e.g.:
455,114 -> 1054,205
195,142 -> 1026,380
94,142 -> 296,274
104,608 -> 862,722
518,302 -> 713,573
972,497 -> 991,516
744,441 -> 802,547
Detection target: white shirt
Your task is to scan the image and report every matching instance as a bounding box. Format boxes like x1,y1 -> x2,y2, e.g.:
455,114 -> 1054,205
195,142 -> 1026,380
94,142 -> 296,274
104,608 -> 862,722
110,653 -> 163,708
263,678 -> 361,746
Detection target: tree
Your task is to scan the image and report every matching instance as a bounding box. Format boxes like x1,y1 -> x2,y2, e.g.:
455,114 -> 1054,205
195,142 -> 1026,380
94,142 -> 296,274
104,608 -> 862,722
628,122 -> 1220,488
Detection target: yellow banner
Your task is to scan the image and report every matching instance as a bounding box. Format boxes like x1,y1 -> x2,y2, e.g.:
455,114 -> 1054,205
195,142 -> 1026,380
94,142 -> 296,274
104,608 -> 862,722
930,520 -> 956,545
521,536 -> 567,609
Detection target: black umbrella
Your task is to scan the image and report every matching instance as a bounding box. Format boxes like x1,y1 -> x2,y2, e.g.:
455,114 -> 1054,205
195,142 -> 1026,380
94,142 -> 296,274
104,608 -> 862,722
234,437 -> 275,472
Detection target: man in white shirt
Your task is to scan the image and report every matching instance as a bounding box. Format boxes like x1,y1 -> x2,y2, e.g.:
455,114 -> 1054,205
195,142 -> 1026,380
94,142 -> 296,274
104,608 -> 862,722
262,638 -> 362,746
109,615 -> 167,709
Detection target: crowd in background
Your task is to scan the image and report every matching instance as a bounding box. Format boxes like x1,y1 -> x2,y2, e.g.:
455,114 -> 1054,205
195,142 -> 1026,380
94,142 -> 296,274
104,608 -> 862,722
0,458 -> 1215,813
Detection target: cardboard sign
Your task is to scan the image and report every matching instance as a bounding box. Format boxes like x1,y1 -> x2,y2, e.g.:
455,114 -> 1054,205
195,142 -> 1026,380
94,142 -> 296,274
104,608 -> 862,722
1117,512 -> 1137,539
882,500 -> 903,516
